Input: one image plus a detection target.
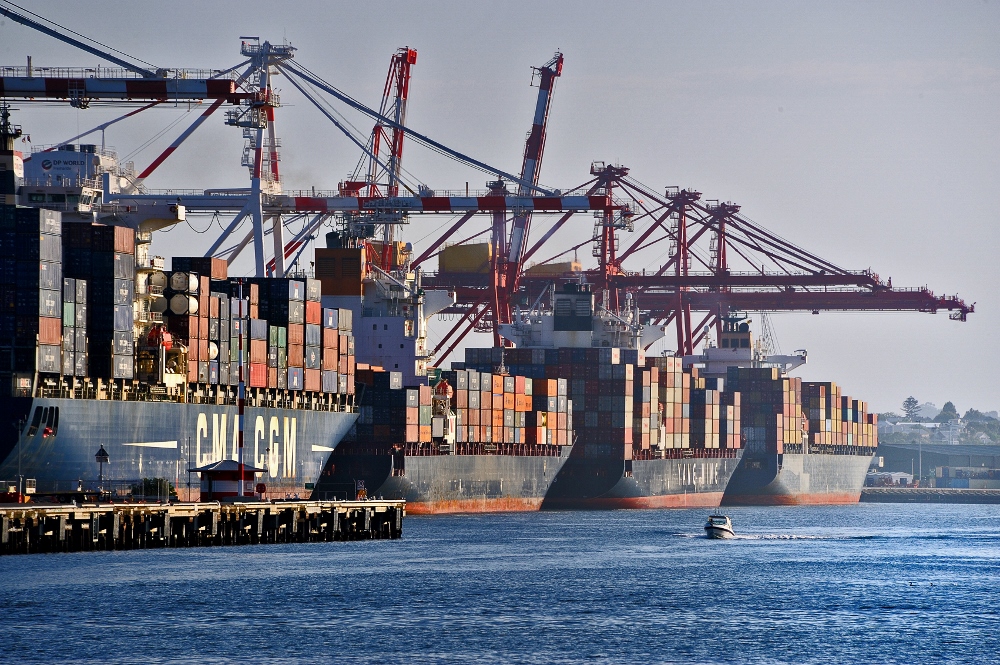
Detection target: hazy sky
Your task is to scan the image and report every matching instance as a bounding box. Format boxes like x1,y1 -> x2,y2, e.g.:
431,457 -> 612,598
2,1 -> 997,414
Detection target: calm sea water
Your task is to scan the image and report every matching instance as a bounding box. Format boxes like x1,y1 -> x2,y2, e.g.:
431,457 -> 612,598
1,503 -> 999,664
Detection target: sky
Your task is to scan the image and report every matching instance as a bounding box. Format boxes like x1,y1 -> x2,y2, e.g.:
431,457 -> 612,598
2,0 -> 997,414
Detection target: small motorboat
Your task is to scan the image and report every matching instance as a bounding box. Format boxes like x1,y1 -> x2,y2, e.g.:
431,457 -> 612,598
704,514 -> 735,539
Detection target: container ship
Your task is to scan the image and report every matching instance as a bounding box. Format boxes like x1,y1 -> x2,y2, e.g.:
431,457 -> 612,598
0,113 -> 358,501
680,316 -> 878,505
475,282 -> 746,509
310,238 -> 575,513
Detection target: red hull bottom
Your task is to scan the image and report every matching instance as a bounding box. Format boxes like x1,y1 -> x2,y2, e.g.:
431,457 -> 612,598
543,491 -> 725,510
723,491 -> 861,506
405,497 -> 544,515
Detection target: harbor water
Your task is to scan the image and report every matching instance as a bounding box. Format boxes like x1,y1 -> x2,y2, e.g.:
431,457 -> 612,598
2,503 -> 998,663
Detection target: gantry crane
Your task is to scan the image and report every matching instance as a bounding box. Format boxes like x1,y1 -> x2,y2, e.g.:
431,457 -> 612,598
2,3 -> 973,362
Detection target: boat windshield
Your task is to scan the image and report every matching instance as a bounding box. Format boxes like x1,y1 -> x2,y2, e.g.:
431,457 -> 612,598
708,517 -> 729,525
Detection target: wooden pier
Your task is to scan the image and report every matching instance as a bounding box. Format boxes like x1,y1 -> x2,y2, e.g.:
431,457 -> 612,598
0,499 -> 405,555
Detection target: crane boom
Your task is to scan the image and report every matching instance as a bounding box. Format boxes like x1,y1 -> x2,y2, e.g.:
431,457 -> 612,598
506,52 -> 563,281
0,2 -> 158,78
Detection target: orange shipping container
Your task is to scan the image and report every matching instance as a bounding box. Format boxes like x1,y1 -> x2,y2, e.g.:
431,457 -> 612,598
304,369 -> 320,392
305,300 -> 322,325
405,407 -> 419,425
419,425 -> 432,443
250,339 -> 267,364
39,317 -> 61,345
288,343 -> 304,367
322,327 -> 339,351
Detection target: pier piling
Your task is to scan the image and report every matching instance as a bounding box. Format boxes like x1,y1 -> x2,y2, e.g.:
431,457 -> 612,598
0,499 -> 405,555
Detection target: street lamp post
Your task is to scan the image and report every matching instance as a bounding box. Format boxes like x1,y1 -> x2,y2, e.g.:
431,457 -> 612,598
95,445 -> 110,493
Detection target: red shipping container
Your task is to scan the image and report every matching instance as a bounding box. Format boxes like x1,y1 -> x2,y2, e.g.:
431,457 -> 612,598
199,338 -> 209,361
249,363 -> 267,387
468,409 -> 480,426
322,349 -> 337,370
188,359 -> 199,383
405,424 -> 419,443
287,324 -> 304,346
268,367 -> 277,388
209,296 -> 219,319
305,300 -> 321,325
456,390 -> 468,409
304,369 -> 320,392
288,343 -> 304,367
188,338 -> 199,361
339,356 -> 348,374
419,385 -> 432,405
514,376 -> 525,394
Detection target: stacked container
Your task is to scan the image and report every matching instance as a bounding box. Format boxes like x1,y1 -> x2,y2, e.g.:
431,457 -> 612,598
1,206 -> 63,379
321,307 -> 339,393
647,355 -> 689,449
63,222 -> 136,379
354,365 -> 572,450
444,369 -> 570,447
256,278 -> 303,390
61,277 -> 88,377
801,381 -> 878,452
725,367 -> 803,455
337,308 -> 355,395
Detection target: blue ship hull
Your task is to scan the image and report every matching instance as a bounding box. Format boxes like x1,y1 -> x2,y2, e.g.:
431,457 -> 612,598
0,396 -> 357,499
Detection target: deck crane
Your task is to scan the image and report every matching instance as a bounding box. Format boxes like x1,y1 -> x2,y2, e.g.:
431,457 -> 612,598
493,52 -> 564,344
260,46 -> 419,277
339,47 -> 418,270
422,52 -> 564,350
